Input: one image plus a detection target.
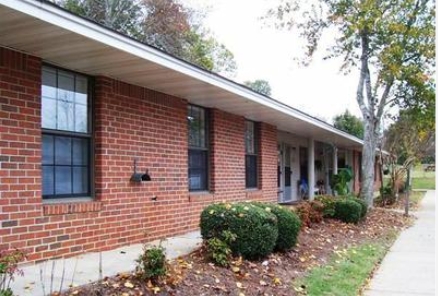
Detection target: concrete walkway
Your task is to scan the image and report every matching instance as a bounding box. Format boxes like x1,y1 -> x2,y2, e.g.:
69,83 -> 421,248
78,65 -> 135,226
11,231 -> 201,296
365,190 -> 435,296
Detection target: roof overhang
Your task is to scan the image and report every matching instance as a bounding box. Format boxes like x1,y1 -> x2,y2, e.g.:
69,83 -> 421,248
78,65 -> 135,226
0,0 -> 365,150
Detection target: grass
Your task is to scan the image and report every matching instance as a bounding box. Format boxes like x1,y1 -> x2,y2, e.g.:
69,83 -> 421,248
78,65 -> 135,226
294,234 -> 397,296
382,165 -> 435,190
412,177 -> 435,190
412,165 -> 435,190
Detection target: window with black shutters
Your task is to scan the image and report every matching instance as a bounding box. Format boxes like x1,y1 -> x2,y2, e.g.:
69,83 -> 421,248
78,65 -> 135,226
41,66 -> 92,199
188,105 -> 208,191
245,120 -> 258,188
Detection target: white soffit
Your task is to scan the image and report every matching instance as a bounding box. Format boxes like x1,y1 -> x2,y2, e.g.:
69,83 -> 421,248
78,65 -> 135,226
0,0 -> 364,149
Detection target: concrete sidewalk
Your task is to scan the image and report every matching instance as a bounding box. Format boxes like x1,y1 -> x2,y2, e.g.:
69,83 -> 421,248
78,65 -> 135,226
365,190 -> 435,296
11,231 -> 202,296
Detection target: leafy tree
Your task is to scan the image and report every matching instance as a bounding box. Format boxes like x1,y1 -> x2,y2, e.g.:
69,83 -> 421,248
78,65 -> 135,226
244,79 -> 272,96
333,110 -> 364,139
267,0 -> 435,206
384,109 -> 435,214
52,0 -> 237,77
60,0 -> 142,37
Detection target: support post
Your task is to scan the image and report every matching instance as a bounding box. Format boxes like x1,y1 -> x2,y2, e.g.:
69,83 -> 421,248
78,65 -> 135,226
308,138 -> 315,200
333,145 -> 338,175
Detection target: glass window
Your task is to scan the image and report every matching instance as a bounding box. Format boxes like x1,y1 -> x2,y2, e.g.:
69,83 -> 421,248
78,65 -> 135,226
188,105 -> 208,191
41,66 -> 92,199
245,120 -> 258,188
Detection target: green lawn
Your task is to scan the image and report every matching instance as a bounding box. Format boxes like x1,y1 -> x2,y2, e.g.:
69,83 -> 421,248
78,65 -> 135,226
382,166 -> 435,190
412,177 -> 435,190
294,234 -> 397,296
412,165 -> 435,190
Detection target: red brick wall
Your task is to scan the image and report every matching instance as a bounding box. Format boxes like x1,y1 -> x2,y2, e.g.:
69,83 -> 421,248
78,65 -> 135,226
0,48 -> 43,262
0,47 -> 278,263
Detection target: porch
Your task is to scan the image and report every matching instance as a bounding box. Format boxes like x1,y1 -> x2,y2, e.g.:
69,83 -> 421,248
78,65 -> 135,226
277,131 -> 357,204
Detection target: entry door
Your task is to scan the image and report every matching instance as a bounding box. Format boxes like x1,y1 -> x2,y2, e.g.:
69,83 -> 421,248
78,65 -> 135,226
283,145 -> 292,202
278,144 -> 293,203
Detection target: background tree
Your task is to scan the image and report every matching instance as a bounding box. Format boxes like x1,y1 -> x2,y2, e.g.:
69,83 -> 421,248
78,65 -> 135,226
383,109 -> 435,214
244,79 -> 272,96
333,110 -> 364,139
52,0 -> 237,77
267,0 -> 435,206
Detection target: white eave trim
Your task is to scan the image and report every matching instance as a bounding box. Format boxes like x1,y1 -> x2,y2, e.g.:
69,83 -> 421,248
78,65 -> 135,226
1,0 -> 364,146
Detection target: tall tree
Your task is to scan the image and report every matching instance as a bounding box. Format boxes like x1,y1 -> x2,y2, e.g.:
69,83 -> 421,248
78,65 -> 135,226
267,0 -> 435,206
333,110 -> 364,139
52,0 -> 237,77
244,79 -> 272,96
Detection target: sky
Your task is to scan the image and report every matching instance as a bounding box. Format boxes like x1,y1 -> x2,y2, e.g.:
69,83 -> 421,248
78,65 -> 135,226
184,0 -> 362,123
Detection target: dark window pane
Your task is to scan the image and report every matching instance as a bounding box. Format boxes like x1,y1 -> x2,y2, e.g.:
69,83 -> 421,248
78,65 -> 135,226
42,166 -> 54,196
42,135 -> 54,165
72,138 -> 88,165
189,168 -> 207,191
188,150 -> 208,191
246,155 -> 257,188
55,137 -> 72,165
189,150 -> 206,169
73,167 -> 88,194
55,166 -> 72,194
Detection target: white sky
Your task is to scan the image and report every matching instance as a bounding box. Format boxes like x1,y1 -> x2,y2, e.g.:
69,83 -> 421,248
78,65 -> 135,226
185,0 -> 363,123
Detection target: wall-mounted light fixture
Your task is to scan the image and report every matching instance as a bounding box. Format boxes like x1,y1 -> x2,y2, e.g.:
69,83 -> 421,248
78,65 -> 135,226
130,158 -> 151,182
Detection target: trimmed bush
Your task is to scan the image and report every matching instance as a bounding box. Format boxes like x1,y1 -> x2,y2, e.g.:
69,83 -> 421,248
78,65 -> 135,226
334,199 -> 362,224
347,196 -> 368,219
200,203 -> 278,260
252,202 -> 301,251
315,195 -> 337,217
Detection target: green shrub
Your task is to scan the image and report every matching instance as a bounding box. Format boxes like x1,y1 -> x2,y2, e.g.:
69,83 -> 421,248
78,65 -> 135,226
205,238 -> 231,267
252,203 -> 301,251
205,230 -> 236,266
315,195 -> 337,217
136,245 -> 167,281
200,203 -> 278,260
347,196 -> 368,219
334,199 -> 362,224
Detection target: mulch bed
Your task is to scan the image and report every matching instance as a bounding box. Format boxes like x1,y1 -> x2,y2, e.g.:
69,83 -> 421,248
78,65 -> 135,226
60,208 -> 412,296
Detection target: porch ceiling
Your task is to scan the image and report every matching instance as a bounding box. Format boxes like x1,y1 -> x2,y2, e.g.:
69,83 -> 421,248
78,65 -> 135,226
0,0 -> 364,150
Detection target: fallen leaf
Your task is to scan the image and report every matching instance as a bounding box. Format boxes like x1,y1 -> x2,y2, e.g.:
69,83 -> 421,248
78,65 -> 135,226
124,281 -> 134,288
152,286 -> 160,294
259,280 -> 268,286
273,277 -> 282,285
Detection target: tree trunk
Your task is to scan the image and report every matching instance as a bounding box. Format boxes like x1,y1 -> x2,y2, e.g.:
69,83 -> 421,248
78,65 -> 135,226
360,119 -> 377,207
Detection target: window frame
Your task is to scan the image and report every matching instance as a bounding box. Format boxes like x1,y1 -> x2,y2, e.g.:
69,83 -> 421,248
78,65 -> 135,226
41,64 -> 94,200
245,120 -> 258,189
187,104 -> 209,192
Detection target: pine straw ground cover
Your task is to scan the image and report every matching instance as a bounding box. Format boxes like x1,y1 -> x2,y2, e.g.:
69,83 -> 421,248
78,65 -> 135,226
61,208 -> 412,296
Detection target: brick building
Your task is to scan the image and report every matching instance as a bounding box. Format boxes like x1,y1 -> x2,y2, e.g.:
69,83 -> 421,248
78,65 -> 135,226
0,0 -> 381,264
